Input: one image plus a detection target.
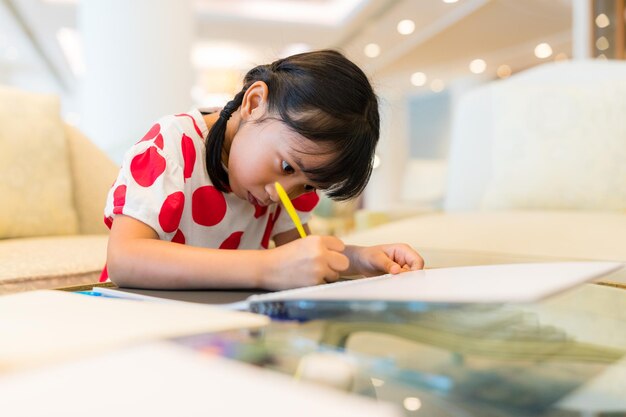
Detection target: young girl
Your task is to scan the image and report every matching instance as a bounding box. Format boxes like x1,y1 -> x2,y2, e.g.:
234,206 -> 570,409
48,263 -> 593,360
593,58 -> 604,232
103,50 -> 423,291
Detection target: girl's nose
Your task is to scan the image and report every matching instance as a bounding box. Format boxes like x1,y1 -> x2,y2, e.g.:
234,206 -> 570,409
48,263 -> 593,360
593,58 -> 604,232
266,182 -> 284,203
268,180 -> 300,202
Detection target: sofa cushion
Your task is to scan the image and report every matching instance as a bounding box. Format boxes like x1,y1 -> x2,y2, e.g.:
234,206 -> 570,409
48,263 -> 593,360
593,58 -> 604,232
342,210 -> 626,263
0,235 -> 108,295
444,60 -> 626,212
0,86 -> 79,238
483,81 -> 626,210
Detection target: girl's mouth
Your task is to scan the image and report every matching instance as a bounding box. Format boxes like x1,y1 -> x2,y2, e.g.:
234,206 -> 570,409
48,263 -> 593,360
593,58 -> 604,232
247,191 -> 264,206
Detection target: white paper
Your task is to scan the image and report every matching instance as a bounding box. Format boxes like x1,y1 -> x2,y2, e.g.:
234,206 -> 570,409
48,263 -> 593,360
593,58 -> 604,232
0,290 -> 268,372
249,262 -> 623,304
0,342 -> 401,417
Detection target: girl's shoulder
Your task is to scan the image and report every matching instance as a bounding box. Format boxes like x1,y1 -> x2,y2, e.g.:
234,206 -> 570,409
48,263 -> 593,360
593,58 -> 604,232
160,109 -> 210,141
124,109 -> 210,167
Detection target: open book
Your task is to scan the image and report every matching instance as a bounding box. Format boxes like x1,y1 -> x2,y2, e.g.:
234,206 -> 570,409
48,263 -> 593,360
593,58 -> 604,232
246,262 -> 622,320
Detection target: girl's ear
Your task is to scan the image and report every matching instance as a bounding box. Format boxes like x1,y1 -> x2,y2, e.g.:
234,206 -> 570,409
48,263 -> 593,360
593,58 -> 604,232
240,81 -> 269,121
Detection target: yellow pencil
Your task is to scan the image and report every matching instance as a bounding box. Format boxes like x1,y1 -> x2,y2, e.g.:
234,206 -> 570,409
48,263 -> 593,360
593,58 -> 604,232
275,182 -> 307,238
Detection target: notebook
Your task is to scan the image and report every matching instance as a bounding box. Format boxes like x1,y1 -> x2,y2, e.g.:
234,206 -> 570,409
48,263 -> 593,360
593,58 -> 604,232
246,262 -> 623,320
0,290 -> 269,373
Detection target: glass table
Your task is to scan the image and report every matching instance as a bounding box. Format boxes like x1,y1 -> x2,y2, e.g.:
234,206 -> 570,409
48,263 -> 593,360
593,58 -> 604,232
172,282 -> 626,417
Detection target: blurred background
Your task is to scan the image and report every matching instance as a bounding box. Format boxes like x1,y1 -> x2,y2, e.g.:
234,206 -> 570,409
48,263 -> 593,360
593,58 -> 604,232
1,0 -> 624,234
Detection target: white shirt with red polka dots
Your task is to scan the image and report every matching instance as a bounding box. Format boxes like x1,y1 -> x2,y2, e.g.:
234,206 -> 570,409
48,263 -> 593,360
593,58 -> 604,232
103,109 -> 319,270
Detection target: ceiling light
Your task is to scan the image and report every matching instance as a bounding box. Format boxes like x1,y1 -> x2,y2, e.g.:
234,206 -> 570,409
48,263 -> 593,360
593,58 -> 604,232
403,397 -> 422,411
430,79 -> 445,93
595,13 -> 610,28
364,43 -> 381,58
596,36 -> 609,51
397,19 -> 415,35
442,0 -> 459,3
56,28 -> 85,76
410,72 -> 427,86
496,64 -> 511,79
469,59 -> 486,74
534,43 -> 553,59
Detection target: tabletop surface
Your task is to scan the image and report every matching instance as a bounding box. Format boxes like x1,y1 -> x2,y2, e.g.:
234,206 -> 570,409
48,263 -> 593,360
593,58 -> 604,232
117,281 -> 626,417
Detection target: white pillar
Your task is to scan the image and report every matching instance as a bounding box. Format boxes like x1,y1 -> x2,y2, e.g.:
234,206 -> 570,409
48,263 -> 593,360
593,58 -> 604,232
572,0 -> 593,60
79,0 -> 194,163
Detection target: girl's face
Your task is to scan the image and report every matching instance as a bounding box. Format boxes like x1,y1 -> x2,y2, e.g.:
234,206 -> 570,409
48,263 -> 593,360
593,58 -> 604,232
226,118 -> 331,207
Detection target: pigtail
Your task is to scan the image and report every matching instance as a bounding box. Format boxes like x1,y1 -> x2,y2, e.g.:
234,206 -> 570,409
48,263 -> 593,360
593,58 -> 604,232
205,90 -> 245,192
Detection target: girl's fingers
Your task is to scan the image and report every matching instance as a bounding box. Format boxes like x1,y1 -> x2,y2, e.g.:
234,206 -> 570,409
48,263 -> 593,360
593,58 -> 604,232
388,246 -> 424,270
385,259 -> 403,274
327,251 -> 350,272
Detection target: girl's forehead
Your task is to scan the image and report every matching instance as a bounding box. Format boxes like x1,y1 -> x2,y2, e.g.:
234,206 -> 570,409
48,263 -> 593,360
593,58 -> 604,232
286,135 -> 335,165
260,118 -> 336,167
270,120 -> 332,154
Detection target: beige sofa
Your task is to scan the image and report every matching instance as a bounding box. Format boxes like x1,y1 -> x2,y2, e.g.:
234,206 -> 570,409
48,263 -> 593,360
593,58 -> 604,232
0,86 -> 118,294
344,60 -> 626,286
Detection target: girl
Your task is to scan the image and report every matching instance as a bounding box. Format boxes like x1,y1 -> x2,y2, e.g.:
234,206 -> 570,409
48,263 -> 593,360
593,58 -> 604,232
104,50 -> 423,291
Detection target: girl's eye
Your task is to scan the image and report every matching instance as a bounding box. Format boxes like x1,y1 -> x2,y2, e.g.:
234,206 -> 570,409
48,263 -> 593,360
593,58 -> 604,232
304,184 -> 315,192
281,160 -> 295,174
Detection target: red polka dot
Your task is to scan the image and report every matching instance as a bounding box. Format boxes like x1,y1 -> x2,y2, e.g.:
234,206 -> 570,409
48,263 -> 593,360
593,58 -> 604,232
261,206 -> 281,249
130,147 -> 166,187
254,204 -> 268,218
159,191 -> 185,233
154,133 -> 164,150
104,215 -> 113,229
181,134 -> 196,180
139,123 -> 160,143
112,184 -> 127,214
192,186 -> 227,226
175,113 -> 203,138
292,191 -> 319,212
99,265 -> 108,282
171,229 -> 186,244
219,231 -> 243,249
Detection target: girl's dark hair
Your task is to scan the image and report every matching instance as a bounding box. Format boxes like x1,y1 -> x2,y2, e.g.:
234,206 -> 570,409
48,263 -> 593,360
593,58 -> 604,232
205,49 -> 379,201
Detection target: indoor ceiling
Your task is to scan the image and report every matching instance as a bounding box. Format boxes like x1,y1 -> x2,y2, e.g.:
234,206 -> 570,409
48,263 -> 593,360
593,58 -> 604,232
0,0 -> 573,100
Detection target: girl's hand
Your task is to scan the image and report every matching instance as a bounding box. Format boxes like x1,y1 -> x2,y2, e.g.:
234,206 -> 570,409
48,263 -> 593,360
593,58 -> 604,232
346,244 -> 424,277
263,236 -> 350,290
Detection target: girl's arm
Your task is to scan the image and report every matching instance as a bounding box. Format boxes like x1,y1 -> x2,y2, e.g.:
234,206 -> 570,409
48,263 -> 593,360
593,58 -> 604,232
107,215 -> 348,290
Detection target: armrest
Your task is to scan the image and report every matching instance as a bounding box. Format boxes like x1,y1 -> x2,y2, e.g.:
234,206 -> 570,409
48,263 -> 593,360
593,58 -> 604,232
65,124 -> 119,234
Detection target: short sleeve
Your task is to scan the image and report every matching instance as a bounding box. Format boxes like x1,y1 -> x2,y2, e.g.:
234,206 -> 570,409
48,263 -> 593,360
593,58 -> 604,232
271,191 -> 320,237
104,131 -> 185,241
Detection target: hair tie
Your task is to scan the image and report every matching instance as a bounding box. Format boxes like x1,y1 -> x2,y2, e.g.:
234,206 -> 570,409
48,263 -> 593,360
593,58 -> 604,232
219,109 -> 232,121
